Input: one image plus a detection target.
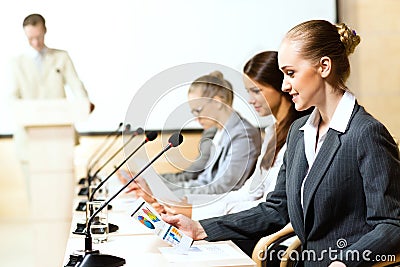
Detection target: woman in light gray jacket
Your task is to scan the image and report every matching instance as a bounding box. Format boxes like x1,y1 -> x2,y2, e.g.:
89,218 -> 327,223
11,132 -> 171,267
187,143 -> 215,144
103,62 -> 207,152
167,70 -> 261,196
122,70 -> 261,199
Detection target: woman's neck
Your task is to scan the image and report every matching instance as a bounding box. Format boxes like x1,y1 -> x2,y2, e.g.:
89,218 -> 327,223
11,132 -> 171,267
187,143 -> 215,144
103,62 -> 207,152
216,109 -> 233,129
317,90 -> 344,137
318,90 -> 344,125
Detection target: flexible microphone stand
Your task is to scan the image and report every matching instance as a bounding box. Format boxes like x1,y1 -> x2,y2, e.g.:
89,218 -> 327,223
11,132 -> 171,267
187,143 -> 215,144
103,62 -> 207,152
88,130 -> 156,202
73,131 -> 157,235
78,124 -> 130,196
87,127 -> 145,199
78,122 -> 123,185
65,132 -> 183,267
76,127 -> 143,211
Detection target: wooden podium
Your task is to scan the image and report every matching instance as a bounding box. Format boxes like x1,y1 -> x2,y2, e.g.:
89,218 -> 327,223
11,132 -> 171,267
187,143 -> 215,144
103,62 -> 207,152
13,99 -> 89,267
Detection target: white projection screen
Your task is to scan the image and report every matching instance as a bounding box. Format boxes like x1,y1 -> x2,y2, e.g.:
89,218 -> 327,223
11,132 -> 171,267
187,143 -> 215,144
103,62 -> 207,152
0,0 -> 337,134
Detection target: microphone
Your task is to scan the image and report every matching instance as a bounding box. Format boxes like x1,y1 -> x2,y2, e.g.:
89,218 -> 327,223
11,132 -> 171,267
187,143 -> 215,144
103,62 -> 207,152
88,130 -> 156,202
73,131 -> 157,235
65,132 -> 183,267
78,122 -> 123,184
78,124 -> 131,196
87,127 -> 144,198
75,127 -> 145,212
87,124 -> 131,182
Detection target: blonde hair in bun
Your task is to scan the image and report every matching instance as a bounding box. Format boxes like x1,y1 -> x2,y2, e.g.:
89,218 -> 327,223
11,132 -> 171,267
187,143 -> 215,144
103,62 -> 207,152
189,70 -> 233,106
337,23 -> 361,56
284,19 -> 361,91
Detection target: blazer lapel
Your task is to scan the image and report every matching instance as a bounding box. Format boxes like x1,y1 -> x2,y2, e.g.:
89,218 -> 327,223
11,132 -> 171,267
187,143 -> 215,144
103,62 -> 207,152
287,132 -> 308,242
210,146 -> 224,177
205,129 -> 224,178
209,112 -> 238,175
302,129 -> 341,219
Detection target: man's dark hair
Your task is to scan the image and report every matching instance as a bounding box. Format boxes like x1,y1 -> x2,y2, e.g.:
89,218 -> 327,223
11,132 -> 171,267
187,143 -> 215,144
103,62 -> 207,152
23,13 -> 46,32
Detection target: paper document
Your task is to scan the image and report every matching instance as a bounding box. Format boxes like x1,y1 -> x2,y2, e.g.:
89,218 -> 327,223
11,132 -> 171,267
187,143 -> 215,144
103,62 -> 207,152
131,197 -> 193,251
159,243 -> 246,262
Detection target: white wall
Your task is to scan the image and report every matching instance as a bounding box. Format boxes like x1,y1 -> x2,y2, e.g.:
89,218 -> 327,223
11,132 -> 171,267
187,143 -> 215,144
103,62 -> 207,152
0,0 -> 336,134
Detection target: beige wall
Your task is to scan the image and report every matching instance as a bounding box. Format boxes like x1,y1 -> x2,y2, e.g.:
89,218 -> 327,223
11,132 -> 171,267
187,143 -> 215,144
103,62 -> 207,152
339,0 -> 400,141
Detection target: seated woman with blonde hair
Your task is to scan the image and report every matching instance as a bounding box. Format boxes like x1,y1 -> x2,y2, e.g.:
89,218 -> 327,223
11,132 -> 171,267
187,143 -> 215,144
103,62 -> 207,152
157,51 -> 311,221
120,70 -> 262,199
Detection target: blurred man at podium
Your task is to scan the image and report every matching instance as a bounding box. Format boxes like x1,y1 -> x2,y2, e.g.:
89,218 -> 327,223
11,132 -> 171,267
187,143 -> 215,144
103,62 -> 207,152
10,13 -> 95,195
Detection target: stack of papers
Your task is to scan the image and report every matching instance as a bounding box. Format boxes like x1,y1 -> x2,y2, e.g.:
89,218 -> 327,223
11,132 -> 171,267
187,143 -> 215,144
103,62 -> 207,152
159,243 -> 246,263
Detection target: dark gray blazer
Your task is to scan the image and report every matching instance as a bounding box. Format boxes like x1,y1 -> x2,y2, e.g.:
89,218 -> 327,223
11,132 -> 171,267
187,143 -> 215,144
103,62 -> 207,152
200,103 -> 400,266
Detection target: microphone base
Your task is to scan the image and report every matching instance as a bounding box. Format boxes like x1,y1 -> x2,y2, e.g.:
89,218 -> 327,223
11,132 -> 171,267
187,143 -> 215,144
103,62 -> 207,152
78,187 -> 89,196
75,201 -> 87,211
73,222 -> 119,235
64,251 -> 125,267
76,201 -> 113,212
80,252 -> 126,267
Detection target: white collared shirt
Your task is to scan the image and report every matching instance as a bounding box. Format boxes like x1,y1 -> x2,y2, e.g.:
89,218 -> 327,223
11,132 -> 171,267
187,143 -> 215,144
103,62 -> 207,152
26,46 -> 48,71
27,46 -> 47,59
300,91 -> 356,207
188,115 -> 285,220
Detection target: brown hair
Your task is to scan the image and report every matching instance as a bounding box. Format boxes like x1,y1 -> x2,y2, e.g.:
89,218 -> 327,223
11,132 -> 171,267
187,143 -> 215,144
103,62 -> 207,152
284,20 -> 360,91
189,71 -> 233,106
244,51 -> 311,169
23,14 -> 46,32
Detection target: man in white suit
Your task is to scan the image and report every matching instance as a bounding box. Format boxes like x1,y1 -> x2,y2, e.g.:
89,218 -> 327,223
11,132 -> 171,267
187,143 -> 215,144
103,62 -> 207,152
10,13 -> 94,193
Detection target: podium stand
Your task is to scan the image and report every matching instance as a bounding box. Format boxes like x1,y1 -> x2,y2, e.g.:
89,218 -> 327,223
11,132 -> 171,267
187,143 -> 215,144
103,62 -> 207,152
13,99 -> 89,267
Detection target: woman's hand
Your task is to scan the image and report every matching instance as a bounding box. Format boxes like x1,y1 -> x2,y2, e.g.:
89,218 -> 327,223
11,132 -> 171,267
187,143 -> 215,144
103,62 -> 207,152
161,213 -> 207,240
129,178 -> 156,203
152,202 -> 166,214
116,169 -> 131,184
151,197 -> 192,217
162,201 -> 193,218
116,169 -> 156,202
125,176 -> 150,193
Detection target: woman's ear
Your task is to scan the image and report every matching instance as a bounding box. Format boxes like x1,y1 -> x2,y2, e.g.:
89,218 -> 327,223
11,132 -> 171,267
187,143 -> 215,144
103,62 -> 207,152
319,56 -> 332,78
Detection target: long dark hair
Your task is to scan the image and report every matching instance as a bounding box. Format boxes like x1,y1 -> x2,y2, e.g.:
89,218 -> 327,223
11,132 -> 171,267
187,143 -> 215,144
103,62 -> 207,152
244,51 -> 311,169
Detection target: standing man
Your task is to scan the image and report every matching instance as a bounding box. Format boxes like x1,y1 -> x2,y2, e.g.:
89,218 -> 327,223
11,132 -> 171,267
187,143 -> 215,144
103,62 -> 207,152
10,13 -> 94,193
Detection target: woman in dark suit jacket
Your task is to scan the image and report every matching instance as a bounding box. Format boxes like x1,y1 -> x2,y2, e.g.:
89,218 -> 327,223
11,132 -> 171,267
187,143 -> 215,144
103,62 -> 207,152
163,20 -> 400,267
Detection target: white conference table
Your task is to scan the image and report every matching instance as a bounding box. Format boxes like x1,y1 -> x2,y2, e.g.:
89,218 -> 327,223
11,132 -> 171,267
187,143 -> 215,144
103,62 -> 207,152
64,186 -> 256,267
64,235 -> 256,267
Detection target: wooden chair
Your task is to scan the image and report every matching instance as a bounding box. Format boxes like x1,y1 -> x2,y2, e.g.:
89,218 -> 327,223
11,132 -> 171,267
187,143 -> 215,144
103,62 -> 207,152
252,223 -> 399,267
252,223 -> 299,267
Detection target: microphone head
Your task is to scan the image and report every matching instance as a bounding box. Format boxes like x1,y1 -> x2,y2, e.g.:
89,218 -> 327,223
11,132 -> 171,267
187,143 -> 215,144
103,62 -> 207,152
168,132 -> 183,147
145,131 -> 158,142
118,122 -> 124,127
135,127 -> 144,135
124,124 -> 131,132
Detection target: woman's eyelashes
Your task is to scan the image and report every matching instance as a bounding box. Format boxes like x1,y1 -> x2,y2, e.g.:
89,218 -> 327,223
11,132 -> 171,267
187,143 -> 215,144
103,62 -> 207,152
248,87 -> 261,94
286,70 -> 294,77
